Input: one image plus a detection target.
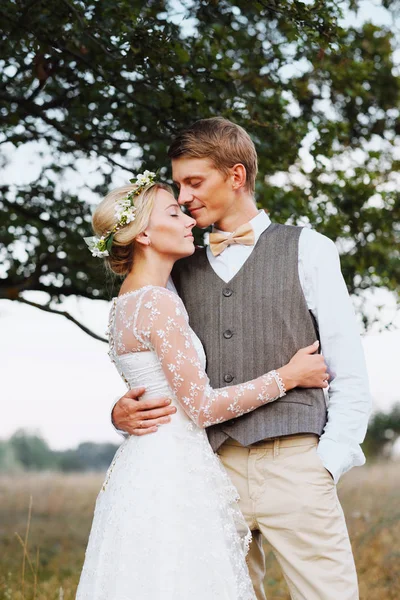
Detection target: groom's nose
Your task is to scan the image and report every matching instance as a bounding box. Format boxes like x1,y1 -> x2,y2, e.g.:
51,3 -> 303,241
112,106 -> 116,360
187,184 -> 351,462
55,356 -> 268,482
177,187 -> 191,206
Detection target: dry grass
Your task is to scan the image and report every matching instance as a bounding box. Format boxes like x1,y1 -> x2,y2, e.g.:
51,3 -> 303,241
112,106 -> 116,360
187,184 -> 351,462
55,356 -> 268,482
0,464 -> 399,599
0,473 -> 101,600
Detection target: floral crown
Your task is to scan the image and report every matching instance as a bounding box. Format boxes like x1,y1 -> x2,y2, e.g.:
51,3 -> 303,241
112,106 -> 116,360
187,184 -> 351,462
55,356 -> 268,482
84,170 -> 157,258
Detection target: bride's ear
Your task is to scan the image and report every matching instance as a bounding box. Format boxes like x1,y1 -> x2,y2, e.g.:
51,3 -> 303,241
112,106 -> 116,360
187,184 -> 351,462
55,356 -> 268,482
135,230 -> 151,247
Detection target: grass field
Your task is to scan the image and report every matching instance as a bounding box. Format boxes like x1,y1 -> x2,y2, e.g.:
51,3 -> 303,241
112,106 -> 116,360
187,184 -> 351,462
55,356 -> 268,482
0,463 -> 399,599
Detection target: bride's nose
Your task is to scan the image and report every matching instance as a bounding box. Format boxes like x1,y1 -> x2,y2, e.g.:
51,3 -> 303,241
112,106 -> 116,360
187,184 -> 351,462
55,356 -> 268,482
185,215 -> 196,229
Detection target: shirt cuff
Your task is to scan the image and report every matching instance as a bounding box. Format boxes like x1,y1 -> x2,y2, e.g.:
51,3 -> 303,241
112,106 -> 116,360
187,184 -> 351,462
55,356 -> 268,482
317,437 -> 366,484
111,396 -> 129,438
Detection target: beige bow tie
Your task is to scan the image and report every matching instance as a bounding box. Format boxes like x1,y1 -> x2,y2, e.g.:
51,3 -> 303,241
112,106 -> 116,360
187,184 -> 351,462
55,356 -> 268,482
209,222 -> 255,257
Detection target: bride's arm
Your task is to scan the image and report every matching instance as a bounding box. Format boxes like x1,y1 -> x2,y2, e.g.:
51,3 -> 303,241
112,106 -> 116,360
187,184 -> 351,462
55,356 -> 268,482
133,288 -> 320,429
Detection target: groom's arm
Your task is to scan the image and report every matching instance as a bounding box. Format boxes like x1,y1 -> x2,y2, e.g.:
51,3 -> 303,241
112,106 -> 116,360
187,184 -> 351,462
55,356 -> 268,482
299,229 -> 372,484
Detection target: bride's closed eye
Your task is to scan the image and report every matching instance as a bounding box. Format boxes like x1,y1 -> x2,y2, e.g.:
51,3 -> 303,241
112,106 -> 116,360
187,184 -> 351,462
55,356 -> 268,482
169,206 -> 186,217
169,209 -> 183,217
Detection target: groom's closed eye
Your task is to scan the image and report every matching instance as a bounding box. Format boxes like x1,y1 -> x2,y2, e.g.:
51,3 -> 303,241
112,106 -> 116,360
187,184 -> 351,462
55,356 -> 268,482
188,178 -> 203,187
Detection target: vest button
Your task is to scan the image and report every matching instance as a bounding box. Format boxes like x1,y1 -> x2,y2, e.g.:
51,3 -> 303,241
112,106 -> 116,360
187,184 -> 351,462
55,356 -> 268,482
223,288 -> 233,297
224,374 -> 234,383
223,330 -> 233,339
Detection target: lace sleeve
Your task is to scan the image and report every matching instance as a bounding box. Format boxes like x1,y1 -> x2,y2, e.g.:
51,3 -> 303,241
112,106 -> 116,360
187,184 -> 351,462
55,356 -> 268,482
131,287 -> 285,429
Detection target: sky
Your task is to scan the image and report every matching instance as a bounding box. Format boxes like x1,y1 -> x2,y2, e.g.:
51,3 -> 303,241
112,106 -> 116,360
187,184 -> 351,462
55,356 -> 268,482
1,0 -> 399,450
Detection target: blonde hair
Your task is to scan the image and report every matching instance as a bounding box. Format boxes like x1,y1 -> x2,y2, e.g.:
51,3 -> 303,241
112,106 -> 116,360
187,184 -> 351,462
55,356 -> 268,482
168,117 -> 258,194
92,182 -> 173,276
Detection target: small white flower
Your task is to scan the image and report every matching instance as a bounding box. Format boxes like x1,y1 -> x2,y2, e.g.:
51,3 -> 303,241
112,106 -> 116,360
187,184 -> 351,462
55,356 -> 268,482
84,236 -> 110,257
125,211 -> 136,224
92,248 -> 109,257
83,235 -> 98,250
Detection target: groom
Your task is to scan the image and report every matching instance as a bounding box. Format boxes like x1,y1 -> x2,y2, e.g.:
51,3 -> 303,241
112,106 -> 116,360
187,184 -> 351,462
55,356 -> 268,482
111,117 -> 371,599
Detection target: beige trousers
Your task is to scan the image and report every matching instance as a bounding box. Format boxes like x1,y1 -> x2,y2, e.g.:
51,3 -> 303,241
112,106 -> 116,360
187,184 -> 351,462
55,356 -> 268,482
217,434 -> 358,600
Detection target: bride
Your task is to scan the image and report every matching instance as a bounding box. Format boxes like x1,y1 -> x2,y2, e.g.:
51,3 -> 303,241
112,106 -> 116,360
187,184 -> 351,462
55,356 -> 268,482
76,172 -> 329,600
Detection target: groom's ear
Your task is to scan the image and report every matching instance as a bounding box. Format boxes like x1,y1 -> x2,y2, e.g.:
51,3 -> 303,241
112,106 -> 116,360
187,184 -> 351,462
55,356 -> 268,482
231,163 -> 247,190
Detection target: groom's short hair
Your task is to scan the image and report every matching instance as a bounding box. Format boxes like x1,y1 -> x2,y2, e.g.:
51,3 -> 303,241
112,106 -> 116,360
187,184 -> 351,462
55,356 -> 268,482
168,117 -> 258,194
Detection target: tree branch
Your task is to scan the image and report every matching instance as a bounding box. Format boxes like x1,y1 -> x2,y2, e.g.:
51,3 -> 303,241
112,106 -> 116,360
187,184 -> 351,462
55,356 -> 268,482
257,0 -> 336,37
0,92 -> 140,169
58,0 -> 123,58
16,297 -> 108,343
0,277 -> 110,301
2,197 -> 70,233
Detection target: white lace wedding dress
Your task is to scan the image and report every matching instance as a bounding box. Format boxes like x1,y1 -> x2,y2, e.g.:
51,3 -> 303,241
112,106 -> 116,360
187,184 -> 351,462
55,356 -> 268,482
76,285 -> 285,600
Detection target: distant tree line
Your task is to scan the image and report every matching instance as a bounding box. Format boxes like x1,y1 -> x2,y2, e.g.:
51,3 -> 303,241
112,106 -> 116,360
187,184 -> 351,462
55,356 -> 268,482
0,429 -> 119,472
361,404 -> 400,459
1,407 -> 400,473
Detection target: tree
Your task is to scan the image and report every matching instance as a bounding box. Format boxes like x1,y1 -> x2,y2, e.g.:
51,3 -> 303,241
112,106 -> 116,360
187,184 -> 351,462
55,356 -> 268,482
0,430 -> 119,472
9,429 -> 57,470
363,403 -> 400,458
55,441 -> 119,471
0,439 -> 23,472
0,0 -> 399,339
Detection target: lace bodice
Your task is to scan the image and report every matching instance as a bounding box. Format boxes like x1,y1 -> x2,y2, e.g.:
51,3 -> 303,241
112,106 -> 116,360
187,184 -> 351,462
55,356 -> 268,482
109,285 -> 285,429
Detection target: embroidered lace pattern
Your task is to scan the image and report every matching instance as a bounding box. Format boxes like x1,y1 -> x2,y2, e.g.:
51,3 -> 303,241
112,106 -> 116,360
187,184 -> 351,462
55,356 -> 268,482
112,286 -> 285,428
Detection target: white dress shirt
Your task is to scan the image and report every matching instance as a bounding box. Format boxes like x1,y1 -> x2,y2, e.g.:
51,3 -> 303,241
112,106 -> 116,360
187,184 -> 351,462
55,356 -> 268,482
113,210 -> 371,483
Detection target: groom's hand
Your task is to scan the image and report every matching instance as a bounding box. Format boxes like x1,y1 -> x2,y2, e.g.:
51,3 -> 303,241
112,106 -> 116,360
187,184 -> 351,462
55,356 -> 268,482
112,387 -> 177,436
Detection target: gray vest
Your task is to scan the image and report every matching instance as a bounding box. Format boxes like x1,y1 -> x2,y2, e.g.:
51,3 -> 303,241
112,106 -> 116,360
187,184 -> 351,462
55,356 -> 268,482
172,223 -> 327,452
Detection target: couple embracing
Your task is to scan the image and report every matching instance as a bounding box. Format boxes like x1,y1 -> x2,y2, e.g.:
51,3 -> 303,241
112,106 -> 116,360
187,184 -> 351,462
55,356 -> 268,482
77,117 -> 371,600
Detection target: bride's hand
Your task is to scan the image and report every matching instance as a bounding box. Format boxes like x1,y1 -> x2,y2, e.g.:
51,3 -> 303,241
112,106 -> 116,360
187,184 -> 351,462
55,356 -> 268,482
278,341 -> 330,391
